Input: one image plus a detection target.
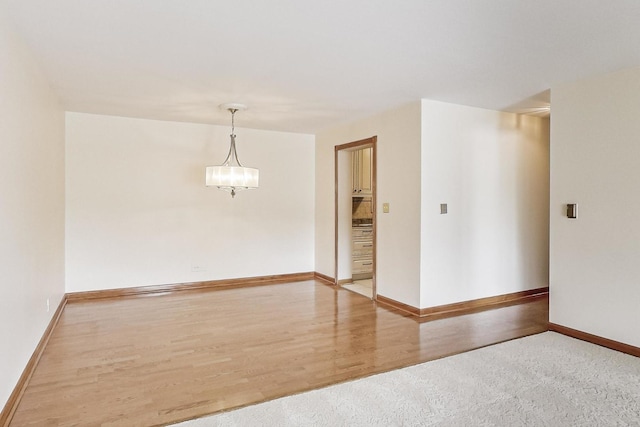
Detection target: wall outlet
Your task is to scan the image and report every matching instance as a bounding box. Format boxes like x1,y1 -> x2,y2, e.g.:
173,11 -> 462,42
191,264 -> 207,273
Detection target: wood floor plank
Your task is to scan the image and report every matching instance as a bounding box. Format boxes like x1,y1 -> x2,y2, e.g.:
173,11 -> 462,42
9,280 -> 548,426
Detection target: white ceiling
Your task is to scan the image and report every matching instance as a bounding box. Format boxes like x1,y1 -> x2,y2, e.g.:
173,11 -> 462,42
4,0 -> 640,133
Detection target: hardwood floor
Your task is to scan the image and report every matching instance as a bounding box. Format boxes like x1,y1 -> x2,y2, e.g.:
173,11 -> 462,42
9,280 -> 548,426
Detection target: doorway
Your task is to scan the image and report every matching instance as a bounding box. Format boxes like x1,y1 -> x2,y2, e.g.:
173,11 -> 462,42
334,136 -> 377,299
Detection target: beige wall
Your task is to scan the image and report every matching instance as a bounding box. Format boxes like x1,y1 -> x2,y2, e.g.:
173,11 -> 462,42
315,102 -> 422,307
316,100 -> 550,310
0,9 -> 65,408
550,67 -> 640,347
65,113 -> 315,292
420,100 -> 550,307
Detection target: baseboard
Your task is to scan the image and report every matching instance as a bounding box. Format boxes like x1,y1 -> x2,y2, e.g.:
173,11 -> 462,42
313,272 -> 335,285
67,272 -> 315,302
0,296 -> 67,427
375,295 -> 421,316
377,287 -> 549,319
419,287 -> 549,318
548,323 -> 640,358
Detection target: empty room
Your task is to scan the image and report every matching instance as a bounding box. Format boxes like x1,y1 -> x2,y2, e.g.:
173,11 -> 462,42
1,1 -> 639,425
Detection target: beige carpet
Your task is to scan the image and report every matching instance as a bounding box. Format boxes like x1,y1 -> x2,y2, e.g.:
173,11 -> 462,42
173,332 -> 640,426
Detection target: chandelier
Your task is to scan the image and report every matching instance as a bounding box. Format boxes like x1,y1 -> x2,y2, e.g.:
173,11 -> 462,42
205,104 -> 259,198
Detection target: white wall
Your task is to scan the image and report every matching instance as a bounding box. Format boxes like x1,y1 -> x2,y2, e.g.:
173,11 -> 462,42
550,67 -> 640,347
420,100 -> 549,307
315,102 -> 422,307
0,9 -> 65,409
65,113 -> 315,292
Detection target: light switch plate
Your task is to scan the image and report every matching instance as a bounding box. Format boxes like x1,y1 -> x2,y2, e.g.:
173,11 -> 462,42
383,203 -> 390,213
440,203 -> 448,214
